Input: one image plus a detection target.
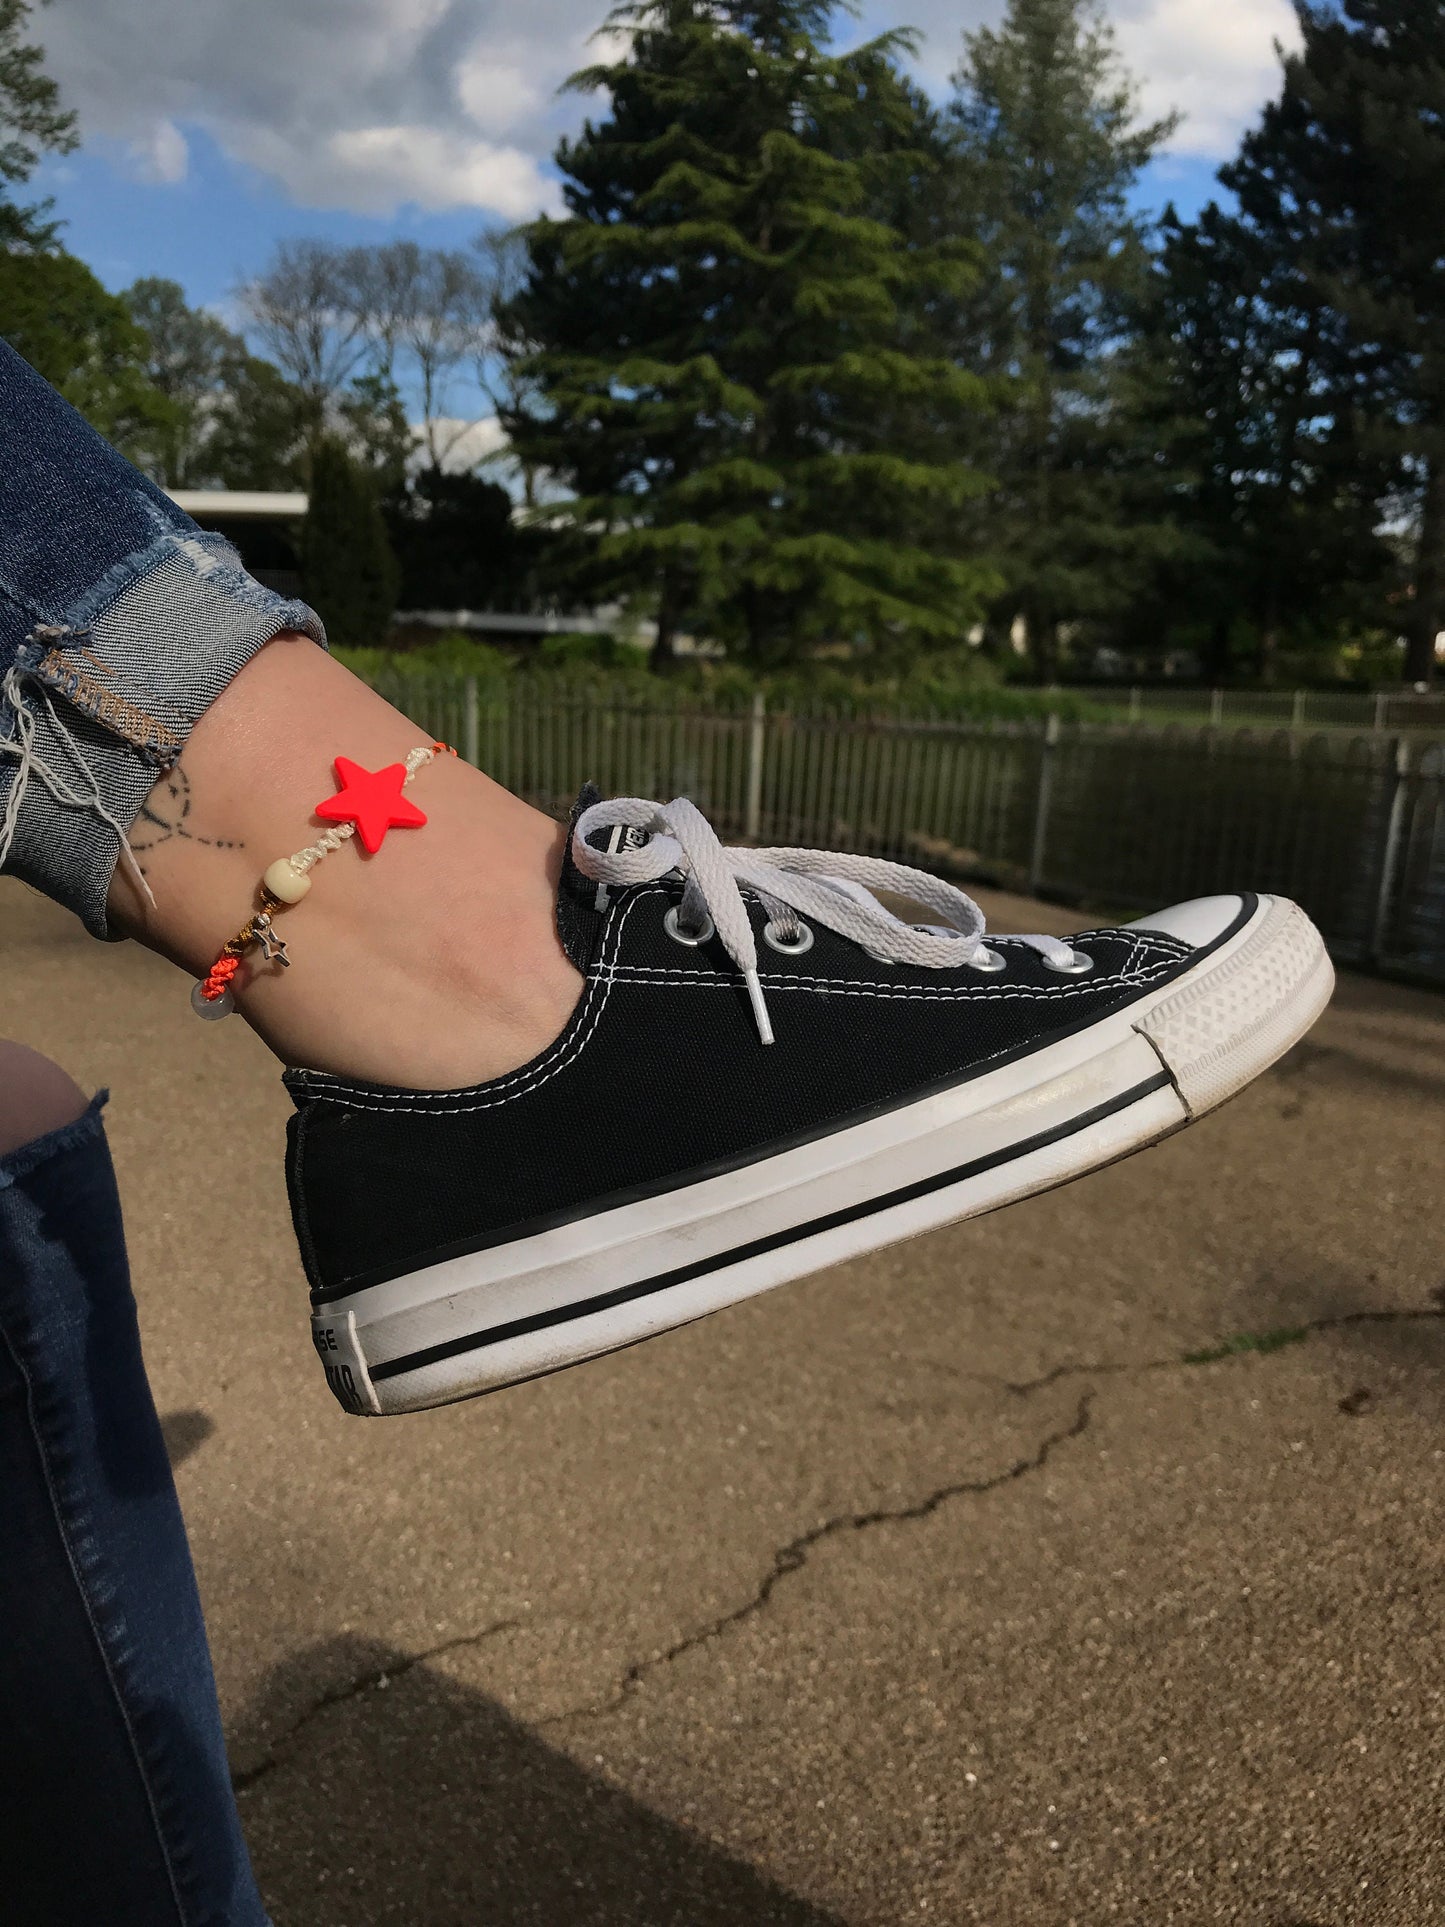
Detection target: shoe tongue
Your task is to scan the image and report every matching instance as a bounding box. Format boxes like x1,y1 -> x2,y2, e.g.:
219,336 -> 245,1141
558,783 -> 657,970
557,784 -> 665,967
556,784 -> 603,970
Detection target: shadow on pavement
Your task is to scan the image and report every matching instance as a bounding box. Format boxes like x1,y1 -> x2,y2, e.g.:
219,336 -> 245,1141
160,1407 -> 216,1468
236,1635 -> 842,1927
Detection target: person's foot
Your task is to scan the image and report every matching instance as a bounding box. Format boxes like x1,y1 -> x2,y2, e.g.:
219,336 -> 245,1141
288,788 -> 1334,1415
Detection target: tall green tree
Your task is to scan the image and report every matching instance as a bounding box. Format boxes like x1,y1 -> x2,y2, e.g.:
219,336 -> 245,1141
945,0 -> 1178,677
504,0 -> 997,667
201,352 -> 309,490
123,276 -> 311,489
0,249 -> 169,453
0,0 -> 74,250
1144,195 -> 1395,682
124,276 -> 245,485
301,436 -> 401,645
1211,2 -> 1445,685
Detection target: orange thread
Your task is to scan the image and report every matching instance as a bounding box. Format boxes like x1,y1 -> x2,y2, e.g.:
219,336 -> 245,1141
200,953 -> 241,1001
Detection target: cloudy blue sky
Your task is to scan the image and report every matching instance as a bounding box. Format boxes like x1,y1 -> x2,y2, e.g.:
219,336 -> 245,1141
33,0 -> 1300,315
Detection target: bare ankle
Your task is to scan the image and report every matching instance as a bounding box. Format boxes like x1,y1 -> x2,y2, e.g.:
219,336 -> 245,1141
106,634 -> 584,1089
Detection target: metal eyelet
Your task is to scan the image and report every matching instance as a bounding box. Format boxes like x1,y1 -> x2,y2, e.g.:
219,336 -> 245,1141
763,919 -> 814,956
966,945 -> 1007,975
1043,947 -> 1094,976
663,906 -> 715,947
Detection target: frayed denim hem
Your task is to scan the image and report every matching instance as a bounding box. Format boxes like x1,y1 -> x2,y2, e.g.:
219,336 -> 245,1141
0,508 -> 324,938
0,1091 -> 110,1188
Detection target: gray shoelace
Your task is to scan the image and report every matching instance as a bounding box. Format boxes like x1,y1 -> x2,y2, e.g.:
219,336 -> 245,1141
572,794 -> 1084,1045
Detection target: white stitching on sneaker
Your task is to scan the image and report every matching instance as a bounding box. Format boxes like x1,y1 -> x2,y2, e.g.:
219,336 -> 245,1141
286,887 -> 664,1111
286,896 -> 1190,1115
593,960 -> 1183,1000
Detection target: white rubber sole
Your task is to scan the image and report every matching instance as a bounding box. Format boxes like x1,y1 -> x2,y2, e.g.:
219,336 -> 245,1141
310,896 -> 1333,1415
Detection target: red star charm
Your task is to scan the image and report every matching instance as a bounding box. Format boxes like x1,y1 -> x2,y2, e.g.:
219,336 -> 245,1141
314,757 -> 427,854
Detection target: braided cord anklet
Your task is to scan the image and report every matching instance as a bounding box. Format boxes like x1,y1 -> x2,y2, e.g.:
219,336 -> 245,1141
192,741 -> 457,1019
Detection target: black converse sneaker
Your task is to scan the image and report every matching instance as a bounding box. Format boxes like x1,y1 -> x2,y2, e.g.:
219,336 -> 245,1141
288,787 -> 1334,1416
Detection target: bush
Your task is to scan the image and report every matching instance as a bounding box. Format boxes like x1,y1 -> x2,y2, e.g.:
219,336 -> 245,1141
332,632 -> 513,685
334,634 -> 1117,719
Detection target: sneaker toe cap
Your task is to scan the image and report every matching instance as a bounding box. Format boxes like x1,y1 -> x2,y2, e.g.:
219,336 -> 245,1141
1125,893 -> 1250,950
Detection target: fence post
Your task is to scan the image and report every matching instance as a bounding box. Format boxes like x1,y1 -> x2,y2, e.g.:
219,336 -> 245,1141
1370,736 -> 1411,966
744,690 -> 766,841
1128,685 -> 1141,724
1373,691 -> 1389,733
1028,712 -> 1060,897
463,675 -> 480,768
1209,687 -> 1224,727
1291,689 -> 1306,733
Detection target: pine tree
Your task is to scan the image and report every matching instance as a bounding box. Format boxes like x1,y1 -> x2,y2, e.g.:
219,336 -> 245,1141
301,437 -> 401,647
944,0 -> 1179,678
1146,196 -> 1395,682
503,0 -> 997,667
1214,2 -> 1445,685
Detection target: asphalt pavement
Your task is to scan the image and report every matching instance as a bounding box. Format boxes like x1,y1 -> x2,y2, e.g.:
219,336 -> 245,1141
2,875 -> 1441,1927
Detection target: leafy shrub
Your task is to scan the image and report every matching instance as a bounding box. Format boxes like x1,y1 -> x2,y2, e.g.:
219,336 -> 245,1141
335,634 -> 1114,721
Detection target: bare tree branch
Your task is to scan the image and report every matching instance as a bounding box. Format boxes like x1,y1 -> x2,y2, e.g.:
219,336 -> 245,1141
239,239 -> 371,433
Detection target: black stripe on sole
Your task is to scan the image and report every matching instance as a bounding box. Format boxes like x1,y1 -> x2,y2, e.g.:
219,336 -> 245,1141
368,1069 -> 1175,1385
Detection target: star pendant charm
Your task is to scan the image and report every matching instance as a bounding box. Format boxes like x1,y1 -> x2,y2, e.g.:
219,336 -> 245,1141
314,757 -> 428,854
252,912 -> 292,967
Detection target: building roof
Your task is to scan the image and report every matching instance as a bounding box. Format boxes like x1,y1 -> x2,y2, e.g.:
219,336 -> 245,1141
167,490 -> 308,520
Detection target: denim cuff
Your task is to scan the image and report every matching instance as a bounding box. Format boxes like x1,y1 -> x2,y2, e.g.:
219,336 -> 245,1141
1,522 -> 324,938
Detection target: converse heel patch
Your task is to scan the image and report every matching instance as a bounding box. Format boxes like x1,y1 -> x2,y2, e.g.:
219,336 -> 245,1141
310,1307 -> 382,1416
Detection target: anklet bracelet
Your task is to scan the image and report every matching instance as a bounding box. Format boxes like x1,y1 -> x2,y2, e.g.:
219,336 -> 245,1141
192,741 -> 456,1020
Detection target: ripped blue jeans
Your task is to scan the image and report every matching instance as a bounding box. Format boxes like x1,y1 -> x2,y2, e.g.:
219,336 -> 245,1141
0,1101 -> 270,1925
0,335 -> 323,933
0,344 -> 318,1918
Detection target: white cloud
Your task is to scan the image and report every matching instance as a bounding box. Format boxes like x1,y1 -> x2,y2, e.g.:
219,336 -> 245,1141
128,117 -> 189,184
41,0 -> 1295,220
424,415 -> 509,471
329,128 -> 553,216
41,0 -> 602,219
228,122 -> 556,218
1114,0 -> 1301,155
456,55 -> 543,134
895,0 -> 1297,158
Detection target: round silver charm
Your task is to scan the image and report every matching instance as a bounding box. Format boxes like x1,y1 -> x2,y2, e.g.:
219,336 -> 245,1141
191,980 -> 235,1020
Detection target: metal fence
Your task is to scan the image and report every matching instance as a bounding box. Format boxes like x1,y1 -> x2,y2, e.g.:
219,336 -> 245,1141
371,673 -> 1445,985
1063,685 -> 1445,734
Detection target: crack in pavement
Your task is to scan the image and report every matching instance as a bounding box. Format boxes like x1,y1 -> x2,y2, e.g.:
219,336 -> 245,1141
542,1305 -> 1443,1732
228,1308 -> 1442,1768
1001,1303 -> 1445,1396
231,1618 -> 521,1793
544,1393 -> 1094,1731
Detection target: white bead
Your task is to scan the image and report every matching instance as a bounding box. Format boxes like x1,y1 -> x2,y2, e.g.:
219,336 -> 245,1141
263,857 -> 312,903
191,981 -> 235,1020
